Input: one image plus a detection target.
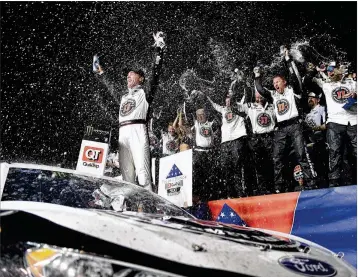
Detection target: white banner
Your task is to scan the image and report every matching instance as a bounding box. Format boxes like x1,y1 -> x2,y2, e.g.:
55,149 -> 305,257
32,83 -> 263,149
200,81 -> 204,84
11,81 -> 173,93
158,150 -> 192,207
152,158 -> 156,187
76,140 -> 109,176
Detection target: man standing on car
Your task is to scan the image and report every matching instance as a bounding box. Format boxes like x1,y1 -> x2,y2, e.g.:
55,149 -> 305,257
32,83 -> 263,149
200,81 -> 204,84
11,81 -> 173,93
93,32 -> 165,191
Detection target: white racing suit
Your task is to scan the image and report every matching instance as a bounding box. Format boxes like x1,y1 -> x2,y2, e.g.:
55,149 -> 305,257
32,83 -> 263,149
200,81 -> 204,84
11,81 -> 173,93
98,47 -> 164,191
118,87 -> 152,190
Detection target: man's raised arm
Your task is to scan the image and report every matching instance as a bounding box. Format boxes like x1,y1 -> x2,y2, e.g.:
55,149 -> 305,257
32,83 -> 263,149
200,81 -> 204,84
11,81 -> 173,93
146,32 -> 166,105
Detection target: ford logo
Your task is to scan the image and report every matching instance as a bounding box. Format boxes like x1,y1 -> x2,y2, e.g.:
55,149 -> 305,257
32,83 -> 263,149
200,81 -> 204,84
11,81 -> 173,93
279,256 -> 337,276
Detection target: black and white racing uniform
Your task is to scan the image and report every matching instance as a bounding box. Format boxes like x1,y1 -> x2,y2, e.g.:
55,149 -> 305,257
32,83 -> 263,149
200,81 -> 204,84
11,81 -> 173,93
191,119 -> 216,200
255,56 -> 315,192
208,96 -> 247,198
235,101 -> 276,194
304,104 -> 329,188
160,132 -> 179,156
308,76 -> 357,186
98,47 -> 164,191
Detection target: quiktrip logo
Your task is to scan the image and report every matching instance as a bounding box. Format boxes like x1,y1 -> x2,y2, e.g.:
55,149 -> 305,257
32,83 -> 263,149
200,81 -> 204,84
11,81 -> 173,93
120,99 -> 136,116
82,146 -> 104,168
332,86 -> 349,104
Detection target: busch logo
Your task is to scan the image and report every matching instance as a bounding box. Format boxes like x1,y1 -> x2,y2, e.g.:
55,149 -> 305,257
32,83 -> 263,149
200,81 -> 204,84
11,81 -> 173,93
120,99 -> 136,117
82,146 -> 104,163
257,112 -> 271,127
332,86 -> 349,104
276,99 -> 290,115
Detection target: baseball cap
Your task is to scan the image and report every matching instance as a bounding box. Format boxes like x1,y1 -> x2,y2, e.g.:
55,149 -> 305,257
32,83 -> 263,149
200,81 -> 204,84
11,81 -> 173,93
308,92 -> 320,98
123,67 -> 146,81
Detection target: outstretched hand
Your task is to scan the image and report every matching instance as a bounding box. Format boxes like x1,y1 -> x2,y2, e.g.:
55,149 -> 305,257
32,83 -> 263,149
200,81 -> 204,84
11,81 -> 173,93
153,31 -> 166,49
253,66 -> 261,78
93,55 -> 104,75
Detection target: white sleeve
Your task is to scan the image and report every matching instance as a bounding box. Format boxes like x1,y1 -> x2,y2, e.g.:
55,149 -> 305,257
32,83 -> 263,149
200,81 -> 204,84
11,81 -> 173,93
313,77 -> 324,89
320,106 -> 326,123
207,96 -> 224,113
236,103 -> 249,114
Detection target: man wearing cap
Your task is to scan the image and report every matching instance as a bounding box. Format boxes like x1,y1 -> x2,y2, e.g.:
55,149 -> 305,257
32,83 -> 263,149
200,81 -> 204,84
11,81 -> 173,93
304,92 -> 328,187
254,48 -> 316,192
93,33 -> 165,191
304,62 -> 357,187
233,91 -> 276,195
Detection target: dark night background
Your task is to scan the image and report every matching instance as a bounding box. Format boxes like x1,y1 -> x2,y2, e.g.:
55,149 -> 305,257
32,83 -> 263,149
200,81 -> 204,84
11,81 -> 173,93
0,1 -> 356,166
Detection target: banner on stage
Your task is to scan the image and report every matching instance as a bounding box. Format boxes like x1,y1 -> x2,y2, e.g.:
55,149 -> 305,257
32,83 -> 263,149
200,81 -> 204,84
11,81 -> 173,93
158,150 -> 192,207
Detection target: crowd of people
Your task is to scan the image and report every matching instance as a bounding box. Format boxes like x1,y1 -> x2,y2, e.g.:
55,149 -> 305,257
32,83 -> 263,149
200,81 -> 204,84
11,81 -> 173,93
96,35 -> 356,205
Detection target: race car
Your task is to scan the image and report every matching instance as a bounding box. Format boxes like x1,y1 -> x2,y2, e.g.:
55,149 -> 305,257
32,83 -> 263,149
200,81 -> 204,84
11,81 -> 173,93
0,162 -> 356,277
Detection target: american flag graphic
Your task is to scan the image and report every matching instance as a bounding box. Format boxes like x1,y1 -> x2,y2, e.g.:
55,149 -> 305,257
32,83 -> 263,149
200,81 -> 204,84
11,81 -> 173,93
166,164 -> 183,179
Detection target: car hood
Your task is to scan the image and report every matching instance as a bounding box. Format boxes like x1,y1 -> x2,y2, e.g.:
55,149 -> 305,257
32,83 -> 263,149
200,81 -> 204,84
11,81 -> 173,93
1,201 -> 356,277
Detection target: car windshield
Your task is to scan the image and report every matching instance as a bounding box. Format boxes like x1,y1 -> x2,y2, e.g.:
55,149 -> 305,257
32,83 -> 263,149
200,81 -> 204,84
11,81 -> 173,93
1,167 -> 192,218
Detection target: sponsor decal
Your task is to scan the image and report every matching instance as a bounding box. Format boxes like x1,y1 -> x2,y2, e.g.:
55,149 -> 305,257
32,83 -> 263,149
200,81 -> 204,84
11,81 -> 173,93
276,99 -> 290,115
279,256 -> 337,277
256,112 -> 271,127
332,86 -> 349,104
166,140 -> 178,152
225,111 -> 235,123
85,126 -> 110,136
162,164 -> 186,196
293,165 -> 303,182
199,126 -> 212,137
120,99 -> 136,117
82,146 -> 104,168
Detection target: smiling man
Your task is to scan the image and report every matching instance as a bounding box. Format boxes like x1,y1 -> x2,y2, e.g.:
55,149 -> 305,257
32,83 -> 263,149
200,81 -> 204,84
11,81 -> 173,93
254,48 -> 316,193
94,32 -> 165,191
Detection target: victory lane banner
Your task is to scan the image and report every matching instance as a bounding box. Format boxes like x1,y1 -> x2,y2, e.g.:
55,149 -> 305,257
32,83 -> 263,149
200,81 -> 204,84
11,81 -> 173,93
158,150 -> 192,207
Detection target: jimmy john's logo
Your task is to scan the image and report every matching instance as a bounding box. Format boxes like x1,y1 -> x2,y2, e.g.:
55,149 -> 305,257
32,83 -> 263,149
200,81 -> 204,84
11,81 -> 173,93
166,140 -> 178,152
82,146 -> 104,168
257,113 -> 271,127
276,99 -> 290,115
332,86 -> 349,104
225,111 -> 235,123
199,126 -> 212,137
120,99 -> 136,117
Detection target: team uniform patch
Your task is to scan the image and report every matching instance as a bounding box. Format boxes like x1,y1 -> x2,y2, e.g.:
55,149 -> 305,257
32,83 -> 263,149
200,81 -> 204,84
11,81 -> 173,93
331,87 -> 349,104
276,99 -> 290,115
256,112 -> 272,127
225,111 -> 235,123
166,140 -> 178,152
200,126 -> 212,137
120,99 -> 136,117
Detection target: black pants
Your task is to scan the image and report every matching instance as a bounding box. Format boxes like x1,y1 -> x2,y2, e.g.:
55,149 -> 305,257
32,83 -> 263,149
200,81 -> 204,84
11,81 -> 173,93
220,136 -> 248,198
248,133 -> 274,195
309,140 -> 329,188
193,150 -> 214,201
273,122 -> 315,192
326,122 -> 357,186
